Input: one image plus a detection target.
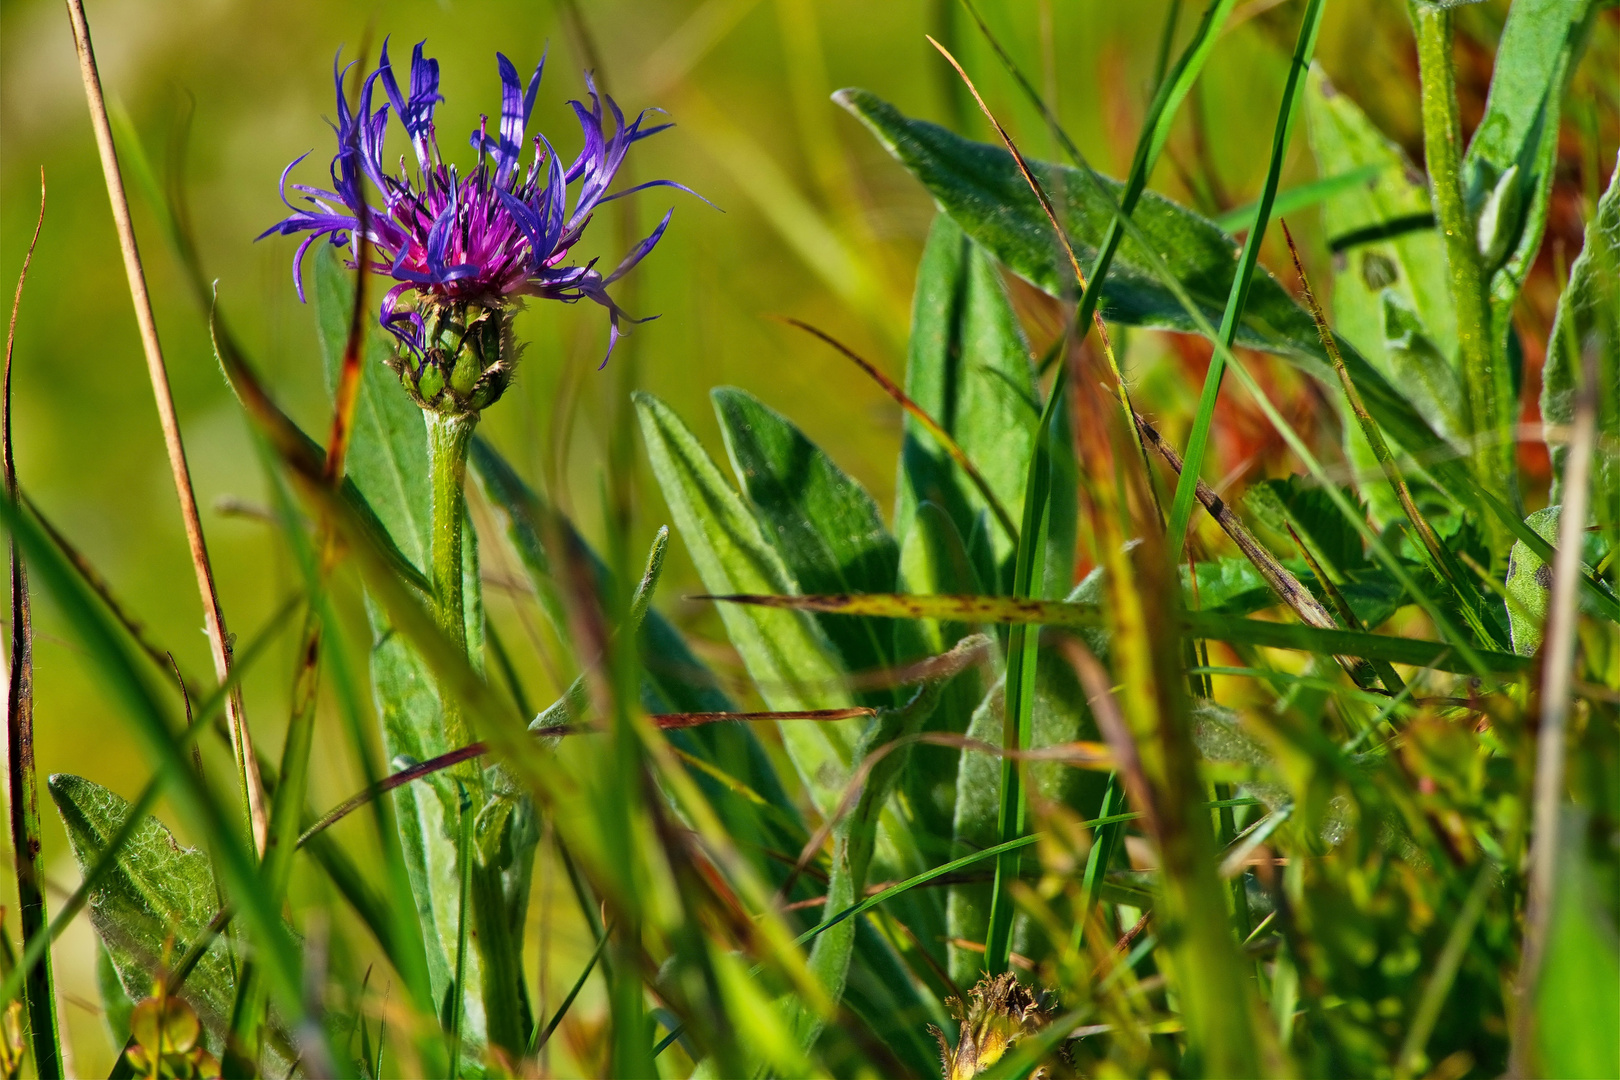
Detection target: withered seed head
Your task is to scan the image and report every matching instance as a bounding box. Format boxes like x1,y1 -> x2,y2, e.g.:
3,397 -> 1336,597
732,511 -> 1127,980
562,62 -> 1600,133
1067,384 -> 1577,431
929,973 -> 1057,1080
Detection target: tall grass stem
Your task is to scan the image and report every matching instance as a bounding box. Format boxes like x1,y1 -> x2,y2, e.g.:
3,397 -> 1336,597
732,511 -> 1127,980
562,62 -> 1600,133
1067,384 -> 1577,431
63,0 -> 268,855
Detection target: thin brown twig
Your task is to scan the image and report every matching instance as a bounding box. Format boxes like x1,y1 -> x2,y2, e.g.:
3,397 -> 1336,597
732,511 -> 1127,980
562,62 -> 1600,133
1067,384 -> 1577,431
774,316 -> 1020,544
64,0 -> 268,854
1132,409 -> 1390,690
297,707 -> 880,846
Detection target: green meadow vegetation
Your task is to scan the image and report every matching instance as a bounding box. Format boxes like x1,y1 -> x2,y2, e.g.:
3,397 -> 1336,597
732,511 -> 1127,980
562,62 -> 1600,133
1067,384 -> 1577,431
0,0 -> 1616,1076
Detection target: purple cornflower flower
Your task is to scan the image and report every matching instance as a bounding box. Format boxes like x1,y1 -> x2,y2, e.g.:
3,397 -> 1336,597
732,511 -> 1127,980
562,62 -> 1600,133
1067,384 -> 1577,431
262,39 -> 697,412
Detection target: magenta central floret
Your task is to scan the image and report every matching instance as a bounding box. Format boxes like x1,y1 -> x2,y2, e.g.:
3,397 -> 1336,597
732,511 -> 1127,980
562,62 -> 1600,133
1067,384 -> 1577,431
262,38 -> 698,385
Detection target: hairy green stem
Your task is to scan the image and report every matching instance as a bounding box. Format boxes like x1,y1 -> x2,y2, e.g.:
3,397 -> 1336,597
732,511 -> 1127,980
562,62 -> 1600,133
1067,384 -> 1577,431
426,410 -> 533,1057
428,412 -> 479,771
1414,6 -> 1516,549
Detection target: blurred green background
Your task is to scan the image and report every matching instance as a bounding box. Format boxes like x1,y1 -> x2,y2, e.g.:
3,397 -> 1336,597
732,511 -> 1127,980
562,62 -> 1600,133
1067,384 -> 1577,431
1,0 -> 1611,1071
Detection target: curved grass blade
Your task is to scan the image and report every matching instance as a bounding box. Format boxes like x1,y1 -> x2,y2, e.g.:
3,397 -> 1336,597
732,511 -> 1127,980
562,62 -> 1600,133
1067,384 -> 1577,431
3,168 -> 59,1079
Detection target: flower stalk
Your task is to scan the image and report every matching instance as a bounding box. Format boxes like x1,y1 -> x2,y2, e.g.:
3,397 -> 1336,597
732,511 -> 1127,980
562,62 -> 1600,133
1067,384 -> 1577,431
427,410 -> 480,778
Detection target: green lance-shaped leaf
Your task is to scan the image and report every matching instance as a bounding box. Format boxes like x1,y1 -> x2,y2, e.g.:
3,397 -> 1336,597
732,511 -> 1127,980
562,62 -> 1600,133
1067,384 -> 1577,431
713,387 -> 904,684
48,776 -> 235,1044
1304,66 -> 1467,526
834,88 -> 1476,512
710,388 -> 952,964
1463,0 -> 1599,316
1544,152 -> 1619,522
635,391 -> 859,818
314,246 -> 431,573
896,214 -> 1041,581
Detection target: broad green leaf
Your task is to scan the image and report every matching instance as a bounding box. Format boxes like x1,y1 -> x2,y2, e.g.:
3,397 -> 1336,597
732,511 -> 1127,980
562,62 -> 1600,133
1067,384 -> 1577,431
634,391 -> 859,817
95,941 -> 134,1046
835,88 -> 1475,511
1303,61 -> 1469,534
708,388 -> 952,979
1543,153 -> 1619,520
48,776 -> 234,1041
1535,806 -> 1620,1079
896,214 -> 1040,579
1305,64 -> 1457,376
713,387 -> 903,684
1462,0 -> 1598,316
636,398 -> 939,1065
1504,506 -> 1608,655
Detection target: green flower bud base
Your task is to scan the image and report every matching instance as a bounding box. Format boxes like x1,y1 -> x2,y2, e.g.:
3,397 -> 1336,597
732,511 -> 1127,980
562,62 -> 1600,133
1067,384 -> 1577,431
391,299 -> 521,417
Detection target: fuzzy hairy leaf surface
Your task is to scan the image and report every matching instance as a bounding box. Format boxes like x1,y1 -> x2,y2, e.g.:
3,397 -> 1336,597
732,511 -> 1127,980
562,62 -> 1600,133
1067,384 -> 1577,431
713,387 -> 904,685
1543,153 -> 1619,514
49,775 -> 234,1042
896,214 -> 1039,580
1304,66 -> 1467,528
635,391 -> 859,817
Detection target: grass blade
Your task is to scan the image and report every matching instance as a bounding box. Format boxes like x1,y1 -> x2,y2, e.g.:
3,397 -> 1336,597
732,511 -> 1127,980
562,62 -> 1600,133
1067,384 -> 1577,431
1166,0 -> 1326,551
702,592 -> 1528,674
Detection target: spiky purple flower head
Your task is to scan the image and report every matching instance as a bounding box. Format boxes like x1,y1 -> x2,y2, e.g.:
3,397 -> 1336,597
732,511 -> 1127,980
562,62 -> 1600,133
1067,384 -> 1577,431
262,39 -> 698,413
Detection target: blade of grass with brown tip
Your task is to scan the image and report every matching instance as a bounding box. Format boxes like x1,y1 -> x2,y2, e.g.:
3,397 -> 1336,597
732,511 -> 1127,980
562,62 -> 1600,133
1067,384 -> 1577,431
4,169 -> 60,1080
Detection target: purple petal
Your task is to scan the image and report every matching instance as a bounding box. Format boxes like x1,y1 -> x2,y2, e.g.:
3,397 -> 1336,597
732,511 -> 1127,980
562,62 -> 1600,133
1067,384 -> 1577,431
603,208 -> 672,285
598,178 -> 716,210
